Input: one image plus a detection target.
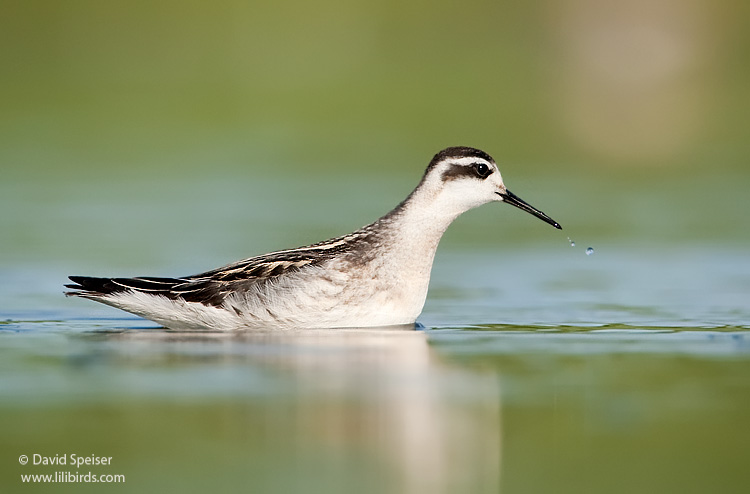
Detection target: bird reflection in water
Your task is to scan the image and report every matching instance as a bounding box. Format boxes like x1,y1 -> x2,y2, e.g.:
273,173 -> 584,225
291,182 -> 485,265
110,327 -> 501,493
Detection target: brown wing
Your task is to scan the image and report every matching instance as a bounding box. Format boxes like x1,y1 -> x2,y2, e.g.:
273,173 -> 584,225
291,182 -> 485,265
66,231 -> 365,307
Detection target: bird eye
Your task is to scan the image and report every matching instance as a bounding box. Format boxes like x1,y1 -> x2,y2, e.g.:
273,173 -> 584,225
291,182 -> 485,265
473,162 -> 491,178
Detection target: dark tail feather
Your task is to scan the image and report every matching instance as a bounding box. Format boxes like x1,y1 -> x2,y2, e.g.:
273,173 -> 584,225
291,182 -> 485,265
65,276 -> 120,295
65,275 -> 227,306
65,275 -> 190,298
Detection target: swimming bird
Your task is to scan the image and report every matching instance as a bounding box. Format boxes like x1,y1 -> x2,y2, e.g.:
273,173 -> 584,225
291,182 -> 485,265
66,147 -> 561,330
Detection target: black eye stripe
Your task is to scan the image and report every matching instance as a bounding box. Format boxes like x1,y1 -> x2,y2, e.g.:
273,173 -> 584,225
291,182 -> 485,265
440,161 -> 494,182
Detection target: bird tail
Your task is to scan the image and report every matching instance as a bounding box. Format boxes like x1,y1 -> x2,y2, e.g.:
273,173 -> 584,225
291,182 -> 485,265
65,276 -> 118,297
65,275 -> 187,297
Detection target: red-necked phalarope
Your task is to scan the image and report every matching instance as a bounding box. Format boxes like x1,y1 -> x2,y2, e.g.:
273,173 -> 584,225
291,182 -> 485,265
66,147 -> 561,330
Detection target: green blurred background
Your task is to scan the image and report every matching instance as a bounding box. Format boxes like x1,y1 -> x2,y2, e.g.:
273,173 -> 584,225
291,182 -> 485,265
2,0 -> 749,176
2,0 -> 749,272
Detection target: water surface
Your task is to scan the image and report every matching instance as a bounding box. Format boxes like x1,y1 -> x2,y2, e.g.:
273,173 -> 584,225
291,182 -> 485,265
2,237 -> 749,493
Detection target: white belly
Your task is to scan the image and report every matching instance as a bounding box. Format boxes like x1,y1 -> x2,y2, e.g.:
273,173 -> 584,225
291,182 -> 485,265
97,260 -> 431,331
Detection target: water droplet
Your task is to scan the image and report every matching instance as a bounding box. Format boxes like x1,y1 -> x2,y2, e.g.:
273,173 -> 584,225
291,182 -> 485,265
586,247 -> 594,256
567,237 -> 576,247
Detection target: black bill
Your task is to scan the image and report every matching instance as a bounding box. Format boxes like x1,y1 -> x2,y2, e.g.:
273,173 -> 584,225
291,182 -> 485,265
498,189 -> 562,229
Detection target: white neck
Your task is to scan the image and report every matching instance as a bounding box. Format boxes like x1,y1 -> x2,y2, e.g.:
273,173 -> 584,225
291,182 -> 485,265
367,178 -> 466,284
